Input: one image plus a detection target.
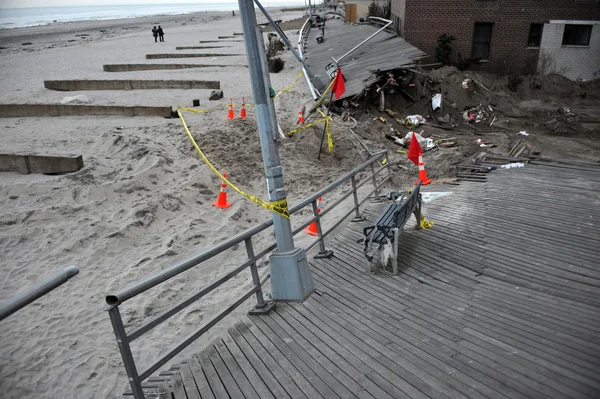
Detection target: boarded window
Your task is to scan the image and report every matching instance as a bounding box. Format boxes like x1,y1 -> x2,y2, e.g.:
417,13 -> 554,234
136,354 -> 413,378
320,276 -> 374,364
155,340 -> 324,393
562,24 -> 592,45
472,23 -> 493,60
527,23 -> 543,47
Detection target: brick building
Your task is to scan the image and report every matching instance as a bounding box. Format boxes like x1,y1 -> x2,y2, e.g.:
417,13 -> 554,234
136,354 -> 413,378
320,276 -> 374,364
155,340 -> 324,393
391,0 -> 600,78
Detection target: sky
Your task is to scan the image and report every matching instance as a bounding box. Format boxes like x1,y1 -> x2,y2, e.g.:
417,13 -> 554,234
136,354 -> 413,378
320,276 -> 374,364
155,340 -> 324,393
0,0 -> 299,8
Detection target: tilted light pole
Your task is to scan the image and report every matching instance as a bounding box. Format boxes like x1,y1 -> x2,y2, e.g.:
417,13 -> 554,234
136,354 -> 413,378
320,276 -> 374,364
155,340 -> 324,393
237,0 -> 314,302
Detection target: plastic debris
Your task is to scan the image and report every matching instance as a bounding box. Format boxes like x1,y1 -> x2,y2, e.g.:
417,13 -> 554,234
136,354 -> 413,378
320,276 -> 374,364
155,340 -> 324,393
476,138 -> 495,148
403,114 -> 425,129
60,95 -> 90,104
463,104 -> 495,123
397,131 -> 436,150
421,192 -> 453,204
432,93 -> 442,110
501,162 -> 525,169
462,78 -> 473,90
517,131 -> 530,136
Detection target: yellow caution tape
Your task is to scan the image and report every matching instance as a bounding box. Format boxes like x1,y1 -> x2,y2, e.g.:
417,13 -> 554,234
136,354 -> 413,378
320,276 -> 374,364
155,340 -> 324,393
286,116 -> 328,136
317,109 -> 334,153
274,71 -> 303,99
177,109 -> 289,218
179,106 -> 209,113
420,214 -> 435,229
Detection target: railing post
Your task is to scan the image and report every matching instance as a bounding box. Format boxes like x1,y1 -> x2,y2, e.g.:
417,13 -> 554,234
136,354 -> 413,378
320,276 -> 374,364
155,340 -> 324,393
246,238 -> 275,315
312,199 -> 334,259
350,176 -> 366,222
370,162 -> 381,199
107,306 -> 145,399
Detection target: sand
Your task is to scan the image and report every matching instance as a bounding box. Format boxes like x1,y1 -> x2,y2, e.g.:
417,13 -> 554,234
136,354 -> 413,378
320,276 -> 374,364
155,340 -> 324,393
0,9 -> 375,399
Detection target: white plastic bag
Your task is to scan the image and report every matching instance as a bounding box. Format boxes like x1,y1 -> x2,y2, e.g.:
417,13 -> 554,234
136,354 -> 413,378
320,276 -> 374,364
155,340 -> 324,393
432,93 -> 442,110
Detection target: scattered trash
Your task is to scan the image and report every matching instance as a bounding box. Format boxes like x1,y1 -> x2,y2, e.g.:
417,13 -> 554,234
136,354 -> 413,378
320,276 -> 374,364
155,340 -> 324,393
116,126 -> 125,130
489,115 -> 497,126
209,90 -> 223,101
421,192 -> 453,204
463,104 -> 495,123
438,141 -> 456,148
377,117 -> 387,123
476,138 -> 495,148
403,114 -> 425,129
60,95 -> 90,104
462,78 -> 473,90
517,131 -> 530,136
432,93 -> 442,110
384,109 -> 397,118
501,162 -> 525,169
560,106 -> 575,116
395,131 -> 436,150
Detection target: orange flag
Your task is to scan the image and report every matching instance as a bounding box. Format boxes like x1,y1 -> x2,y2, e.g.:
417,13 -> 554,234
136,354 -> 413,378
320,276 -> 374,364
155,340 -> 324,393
407,133 -> 421,165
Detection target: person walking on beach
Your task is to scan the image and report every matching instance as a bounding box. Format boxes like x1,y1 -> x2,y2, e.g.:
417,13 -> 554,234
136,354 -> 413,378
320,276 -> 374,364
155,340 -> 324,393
158,26 -> 164,42
152,26 -> 158,42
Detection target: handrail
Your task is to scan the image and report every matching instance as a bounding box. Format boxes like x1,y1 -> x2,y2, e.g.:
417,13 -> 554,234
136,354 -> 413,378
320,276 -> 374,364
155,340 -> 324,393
0,266 -> 79,322
333,17 -> 393,65
298,16 -> 319,100
106,150 -> 386,306
106,150 -> 391,399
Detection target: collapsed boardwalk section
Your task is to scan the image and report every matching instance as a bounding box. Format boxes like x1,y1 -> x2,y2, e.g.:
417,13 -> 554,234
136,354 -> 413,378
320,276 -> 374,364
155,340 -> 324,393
130,162 -> 600,398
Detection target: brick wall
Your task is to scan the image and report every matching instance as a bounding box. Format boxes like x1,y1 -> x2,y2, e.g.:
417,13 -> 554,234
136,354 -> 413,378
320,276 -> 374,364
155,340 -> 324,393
398,0 -> 600,75
539,22 -> 600,80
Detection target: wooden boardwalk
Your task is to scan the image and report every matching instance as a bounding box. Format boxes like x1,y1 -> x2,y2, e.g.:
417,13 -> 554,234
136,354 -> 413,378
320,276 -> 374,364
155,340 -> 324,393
132,162 -> 600,399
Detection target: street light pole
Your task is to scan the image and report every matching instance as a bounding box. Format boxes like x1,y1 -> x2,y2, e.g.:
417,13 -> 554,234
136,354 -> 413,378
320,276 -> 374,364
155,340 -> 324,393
237,0 -> 314,301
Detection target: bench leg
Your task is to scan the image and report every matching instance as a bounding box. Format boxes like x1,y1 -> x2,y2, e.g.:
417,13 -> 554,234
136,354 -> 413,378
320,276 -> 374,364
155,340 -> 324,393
414,197 -> 422,230
392,228 -> 399,274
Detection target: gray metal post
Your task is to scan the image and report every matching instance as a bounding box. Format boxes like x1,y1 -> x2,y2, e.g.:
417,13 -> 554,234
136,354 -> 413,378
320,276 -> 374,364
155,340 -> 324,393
254,26 -> 280,142
246,238 -> 275,314
108,306 -> 144,399
312,199 -> 333,259
238,0 -> 314,301
351,176 -> 366,222
370,163 -> 380,198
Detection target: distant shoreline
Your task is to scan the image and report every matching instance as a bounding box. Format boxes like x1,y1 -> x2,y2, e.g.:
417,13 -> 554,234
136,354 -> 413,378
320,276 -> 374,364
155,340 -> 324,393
0,4 -> 305,32
0,6 -> 304,42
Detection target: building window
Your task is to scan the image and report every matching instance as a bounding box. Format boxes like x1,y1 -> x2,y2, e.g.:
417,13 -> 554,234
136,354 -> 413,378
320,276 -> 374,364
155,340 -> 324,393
527,23 -> 543,47
562,24 -> 592,46
472,23 -> 493,60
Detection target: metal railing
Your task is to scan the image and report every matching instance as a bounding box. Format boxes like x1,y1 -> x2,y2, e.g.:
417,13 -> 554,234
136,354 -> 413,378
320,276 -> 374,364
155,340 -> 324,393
298,16 -> 320,100
0,266 -> 79,322
106,150 -> 391,399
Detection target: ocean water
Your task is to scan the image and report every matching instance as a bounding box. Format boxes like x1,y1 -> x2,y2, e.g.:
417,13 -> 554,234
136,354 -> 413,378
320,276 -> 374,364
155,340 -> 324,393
0,2 -> 302,29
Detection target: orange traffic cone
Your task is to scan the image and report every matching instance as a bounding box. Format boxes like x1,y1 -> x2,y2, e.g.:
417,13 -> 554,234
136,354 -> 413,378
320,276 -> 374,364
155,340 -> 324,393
213,173 -> 232,209
414,155 -> 433,185
297,105 -> 304,124
304,197 -> 322,236
227,98 -> 235,120
239,97 -> 247,119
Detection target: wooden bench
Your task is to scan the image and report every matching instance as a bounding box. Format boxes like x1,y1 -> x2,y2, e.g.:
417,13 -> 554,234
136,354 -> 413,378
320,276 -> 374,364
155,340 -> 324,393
363,182 -> 422,274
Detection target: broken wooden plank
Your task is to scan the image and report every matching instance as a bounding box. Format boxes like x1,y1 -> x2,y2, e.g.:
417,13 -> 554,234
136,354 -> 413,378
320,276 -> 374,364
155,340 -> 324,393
0,154 -> 83,174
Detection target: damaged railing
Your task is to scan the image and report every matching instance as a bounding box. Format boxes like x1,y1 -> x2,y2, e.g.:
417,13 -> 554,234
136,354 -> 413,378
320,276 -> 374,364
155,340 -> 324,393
298,16 -> 319,99
0,266 -> 79,322
106,150 -> 391,399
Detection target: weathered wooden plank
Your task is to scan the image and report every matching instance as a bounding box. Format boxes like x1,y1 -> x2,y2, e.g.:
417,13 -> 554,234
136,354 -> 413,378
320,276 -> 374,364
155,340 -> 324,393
170,371 -> 188,399
222,332 -> 279,399
228,324 -> 295,399
248,317 -> 341,398
179,363 -> 202,399
187,358 -> 216,399
196,351 -> 229,399
206,345 -> 245,399
238,319 -> 320,399
214,339 -> 261,399
264,310 -> 371,399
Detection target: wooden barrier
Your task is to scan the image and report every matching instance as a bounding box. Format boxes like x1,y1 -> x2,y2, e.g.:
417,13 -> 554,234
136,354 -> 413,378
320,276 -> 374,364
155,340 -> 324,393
44,80 -> 220,91
0,154 -> 84,174
0,104 -> 173,117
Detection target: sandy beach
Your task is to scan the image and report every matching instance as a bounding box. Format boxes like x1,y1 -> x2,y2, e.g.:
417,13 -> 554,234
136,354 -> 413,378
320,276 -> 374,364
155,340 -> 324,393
0,8 -> 378,399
